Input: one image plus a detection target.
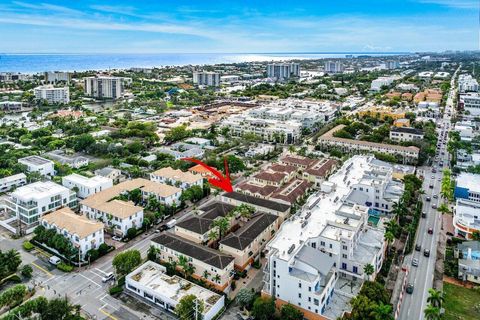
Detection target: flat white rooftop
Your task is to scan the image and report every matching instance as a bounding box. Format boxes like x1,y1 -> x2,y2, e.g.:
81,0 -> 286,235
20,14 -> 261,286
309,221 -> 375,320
456,173 -> 480,192
11,181 -> 70,200
267,155 -> 375,260
63,173 -> 112,188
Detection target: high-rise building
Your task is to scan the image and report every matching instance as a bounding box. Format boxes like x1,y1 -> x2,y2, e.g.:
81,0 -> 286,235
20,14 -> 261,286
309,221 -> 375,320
84,76 -> 124,99
34,85 -> 70,104
385,61 -> 400,70
266,63 -> 300,80
44,71 -> 72,83
324,61 -> 344,74
192,71 -> 221,87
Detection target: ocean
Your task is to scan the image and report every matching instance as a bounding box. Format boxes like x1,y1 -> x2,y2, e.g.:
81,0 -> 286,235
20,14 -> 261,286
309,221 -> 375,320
0,52 -> 407,73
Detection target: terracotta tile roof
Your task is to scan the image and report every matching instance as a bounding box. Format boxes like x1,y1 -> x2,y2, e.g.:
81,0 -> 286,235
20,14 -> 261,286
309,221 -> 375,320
279,154 -> 315,168
305,158 -> 338,177
269,164 -> 297,174
96,200 -> 143,219
188,164 -> 216,179
141,183 -> 182,197
41,207 -> 103,239
236,182 -> 277,197
271,179 -> 313,204
151,167 -> 202,184
252,171 -> 287,183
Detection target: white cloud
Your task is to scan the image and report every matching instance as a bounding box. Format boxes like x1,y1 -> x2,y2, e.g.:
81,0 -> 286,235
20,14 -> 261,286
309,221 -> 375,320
418,0 -> 478,9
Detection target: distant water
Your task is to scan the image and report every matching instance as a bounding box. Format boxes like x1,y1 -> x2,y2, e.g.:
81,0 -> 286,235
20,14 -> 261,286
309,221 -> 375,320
0,52 -> 407,73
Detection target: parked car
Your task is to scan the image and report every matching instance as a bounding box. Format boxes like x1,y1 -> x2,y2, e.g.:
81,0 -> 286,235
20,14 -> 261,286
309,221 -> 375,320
432,204 -> 437,209
102,272 -> 115,283
49,256 -> 61,266
112,236 -> 122,241
433,194 -> 438,199
424,249 -> 430,257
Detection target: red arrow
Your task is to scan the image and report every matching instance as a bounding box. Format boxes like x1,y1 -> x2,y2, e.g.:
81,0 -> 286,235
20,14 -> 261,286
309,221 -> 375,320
182,157 -> 233,192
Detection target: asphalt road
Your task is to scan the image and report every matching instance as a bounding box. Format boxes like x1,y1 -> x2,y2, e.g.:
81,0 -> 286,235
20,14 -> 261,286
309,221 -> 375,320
398,69 -> 457,320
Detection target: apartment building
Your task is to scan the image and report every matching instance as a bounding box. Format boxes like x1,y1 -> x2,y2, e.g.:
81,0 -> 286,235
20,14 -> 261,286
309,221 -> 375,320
370,77 -> 396,91
6,181 -> 77,225
126,261 -> 225,320
34,85 -> 70,104
358,106 -> 405,120
45,150 -> 89,169
219,213 -> 279,271
151,233 -> 235,292
267,63 -> 300,80
221,192 -> 291,222
0,101 -> 24,112
263,156 -> 392,320
318,125 -> 420,164
40,207 -> 104,259
140,182 -> 182,206
149,167 -> 203,190
18,155 -> 55,177
324,61 -> 344,74
389,127 -> 424,142
0,173 -> 27,193
459,93 -> 480,116
453,198 -> 480,239
84,76 -> 124,99
44,71 -> 72,84
454,173 -> 480,203
458,74 -> 479,93
192,71 -> 221,87
62,174 -> 113,199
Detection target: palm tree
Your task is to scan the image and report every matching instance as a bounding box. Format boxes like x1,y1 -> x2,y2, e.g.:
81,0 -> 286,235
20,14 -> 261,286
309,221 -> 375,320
385,220 -> 399,237
384,231 -> 395,246
363,263 -> 375,281
202,270 -> 211,280
427,289 -> 444,309
184,264 -> 195,278
4,249 -> 21,274
212,217 -> 230,240
178,255 -> 189,278
370,302 -> 393,320
208,229 -> 218,242
424,304 -> 441,320
437,203 -> 451,215
213,274 -> 221,283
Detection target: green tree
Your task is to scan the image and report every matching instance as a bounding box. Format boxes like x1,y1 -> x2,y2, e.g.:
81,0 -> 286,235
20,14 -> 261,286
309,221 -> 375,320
424,304 -> 441,320
112,250 -> 141,276
281,304 -> 303,320
236,288 -> 256,311
164,125 -> 191,144
212,217 -> 230,240
126,227 -> 137,240
147,245 -> 158,262
363,263 -> 375,281
175,294 -> 204,320
427,288 -> 444,309
370,302 -> 393,320
251,297 -> 276,320
21,265 -> 33,278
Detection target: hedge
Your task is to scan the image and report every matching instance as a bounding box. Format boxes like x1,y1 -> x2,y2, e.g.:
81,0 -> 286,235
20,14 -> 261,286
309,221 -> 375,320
57,263 -> 73,272
22,241 -> 34,252
109,286 -> 123,295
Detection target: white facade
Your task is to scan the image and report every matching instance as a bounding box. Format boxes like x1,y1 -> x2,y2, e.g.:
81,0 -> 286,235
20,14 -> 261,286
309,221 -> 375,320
126,261 -> 225,320
389,128 -> 424,142
266,63 -> 300,80
370,77 -> 395,91
149,167 -> 203,190
34,85 -> 70,104
453,199 -> 480,239
0,173 -> 27,193
192,72 -> 221,87
44,71 -> 71,83
62,174 -> 113,199
84,76 -> 124,99
5,181 -> 77,225
18,156 -> 55,177
40,207 -> 104,259
460,93 -> 480,116
263,156 -> 391,319
324,61 -> 344,73
458,74 -> 479,93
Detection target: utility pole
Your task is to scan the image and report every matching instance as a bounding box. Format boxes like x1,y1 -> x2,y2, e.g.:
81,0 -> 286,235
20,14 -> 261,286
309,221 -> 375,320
194,298 -> 198,320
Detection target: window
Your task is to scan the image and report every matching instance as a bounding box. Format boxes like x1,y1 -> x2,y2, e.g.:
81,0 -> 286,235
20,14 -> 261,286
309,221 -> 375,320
353,266 -> 358,274
298,283 -> 302,288
308,287 -> 311,292
298,293 -> 301,298
342,254 -> 347,259
314,298 -> 319,306
342,245 -> 347,250
308,297 -> 311,302
329,243 -> 332,249
320,241 -> 325,246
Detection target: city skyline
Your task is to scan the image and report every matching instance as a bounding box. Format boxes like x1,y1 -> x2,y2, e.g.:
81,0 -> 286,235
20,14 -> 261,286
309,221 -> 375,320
0,0 -> 478,54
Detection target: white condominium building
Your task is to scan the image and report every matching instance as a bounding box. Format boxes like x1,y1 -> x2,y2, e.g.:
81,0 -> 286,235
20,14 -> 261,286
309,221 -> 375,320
44,71 -> 72,83
453,198 -> 480,239
370,77 -> 396,91
458,74 -> 479,93
192,71 -> 221,87
34,85 -> 70,104
263,156 -> 393,319
324,61 -> 344,74
460,93 -> 480,116
0,173 -> 27,193
40,207 -> 104,259
18,155 -> 55,177
84,76 -> 124,99
267,63 -> 300,80
62,174 -> 113,199
6,181 -> 77,225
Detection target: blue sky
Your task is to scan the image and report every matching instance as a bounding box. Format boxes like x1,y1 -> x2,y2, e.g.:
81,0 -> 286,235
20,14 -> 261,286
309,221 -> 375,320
0,0 -> 478,53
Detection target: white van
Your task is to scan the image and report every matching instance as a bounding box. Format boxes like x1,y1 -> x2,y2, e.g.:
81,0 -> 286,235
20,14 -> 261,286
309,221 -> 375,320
49,256 -> 61,265
166,219 -> 177,229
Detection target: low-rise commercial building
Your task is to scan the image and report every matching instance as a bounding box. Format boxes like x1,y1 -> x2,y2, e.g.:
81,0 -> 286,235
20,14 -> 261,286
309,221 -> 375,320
40,207 -> 104,259
18,155 -> 55,177
62,174 -> 113,199
454,173 -> 480,203
126,261 -> 225,320
459,93 -> 480,117
453,199 -> 480,239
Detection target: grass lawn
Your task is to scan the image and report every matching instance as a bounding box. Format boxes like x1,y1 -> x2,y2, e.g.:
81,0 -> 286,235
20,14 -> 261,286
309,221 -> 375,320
444,282 -> 480,320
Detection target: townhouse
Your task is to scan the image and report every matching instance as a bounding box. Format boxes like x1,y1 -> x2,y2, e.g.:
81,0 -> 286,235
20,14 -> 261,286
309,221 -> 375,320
221,192 -> 291,222
40,207 -> 104,259
150,167 -> 203,190
140,182 -> 182,206
151,233 -> 235,292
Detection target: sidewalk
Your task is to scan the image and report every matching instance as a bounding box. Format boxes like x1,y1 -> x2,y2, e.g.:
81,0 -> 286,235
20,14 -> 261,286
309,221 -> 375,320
443,275 -> 475,289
